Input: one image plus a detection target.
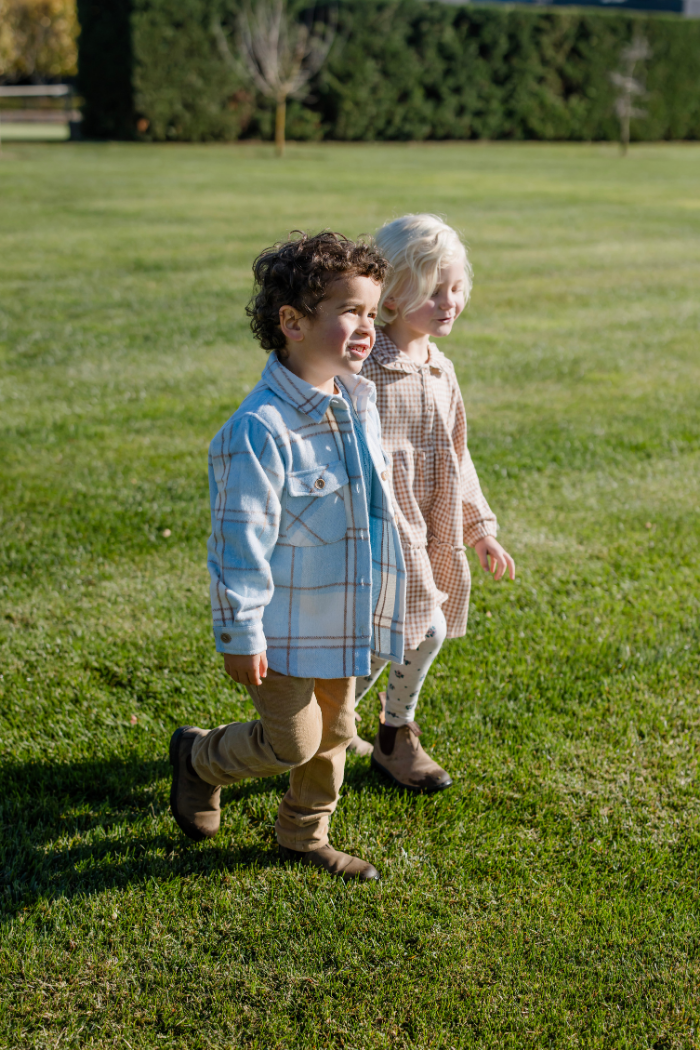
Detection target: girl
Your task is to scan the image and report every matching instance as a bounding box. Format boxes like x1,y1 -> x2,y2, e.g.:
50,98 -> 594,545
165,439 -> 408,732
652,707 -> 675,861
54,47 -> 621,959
350,214 -> 515,791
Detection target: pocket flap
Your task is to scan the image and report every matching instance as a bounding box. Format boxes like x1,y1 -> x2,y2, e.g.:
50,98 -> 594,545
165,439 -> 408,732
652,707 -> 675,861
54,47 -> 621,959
287,459 -> 349,498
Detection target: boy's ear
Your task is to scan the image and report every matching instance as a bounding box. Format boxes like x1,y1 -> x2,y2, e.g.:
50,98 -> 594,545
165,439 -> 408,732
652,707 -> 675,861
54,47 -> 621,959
279,305 -> 305,344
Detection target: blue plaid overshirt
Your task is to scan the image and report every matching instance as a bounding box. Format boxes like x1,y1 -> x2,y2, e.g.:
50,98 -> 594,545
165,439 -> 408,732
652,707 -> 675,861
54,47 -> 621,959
207,353 -> 406,679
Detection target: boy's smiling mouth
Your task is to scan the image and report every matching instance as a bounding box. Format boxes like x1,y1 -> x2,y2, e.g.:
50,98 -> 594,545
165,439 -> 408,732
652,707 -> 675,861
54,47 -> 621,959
347,342 -> 371,358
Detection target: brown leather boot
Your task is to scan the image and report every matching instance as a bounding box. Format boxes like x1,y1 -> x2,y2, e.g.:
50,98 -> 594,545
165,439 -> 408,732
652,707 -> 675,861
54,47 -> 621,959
280,844 -> 379,881
347,733 -> 374,757
169,725 -> 221,841
371,722 -> 452,793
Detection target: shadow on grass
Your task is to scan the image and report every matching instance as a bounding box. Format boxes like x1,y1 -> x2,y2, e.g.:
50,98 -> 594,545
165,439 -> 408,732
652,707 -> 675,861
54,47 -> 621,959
0,749 -> 390,916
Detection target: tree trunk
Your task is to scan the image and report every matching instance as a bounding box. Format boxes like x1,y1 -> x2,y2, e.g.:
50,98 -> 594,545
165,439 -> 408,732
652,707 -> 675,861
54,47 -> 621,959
620,102 -> 630,156
275,96 -> 286,158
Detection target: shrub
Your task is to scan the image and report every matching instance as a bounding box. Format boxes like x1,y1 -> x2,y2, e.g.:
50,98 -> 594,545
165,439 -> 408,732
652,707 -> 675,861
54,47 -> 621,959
0,0 -> 78,82
314,1 -> 700,142
76,0 -> 700,141
132,0 -> 251,141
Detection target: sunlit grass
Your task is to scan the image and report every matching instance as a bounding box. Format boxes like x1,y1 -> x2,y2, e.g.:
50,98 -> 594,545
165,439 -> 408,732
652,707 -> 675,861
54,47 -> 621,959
1,141 -> 699,1049
0,122 -> 69,142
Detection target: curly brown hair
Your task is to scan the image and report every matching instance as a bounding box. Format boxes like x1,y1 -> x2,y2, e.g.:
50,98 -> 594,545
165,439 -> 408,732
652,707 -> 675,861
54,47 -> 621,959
246,231 -> 388,355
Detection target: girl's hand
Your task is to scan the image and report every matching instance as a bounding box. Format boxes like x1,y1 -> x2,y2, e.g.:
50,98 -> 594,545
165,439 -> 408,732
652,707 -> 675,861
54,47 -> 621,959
473,536 -> 515,582
223,651 -> 268,687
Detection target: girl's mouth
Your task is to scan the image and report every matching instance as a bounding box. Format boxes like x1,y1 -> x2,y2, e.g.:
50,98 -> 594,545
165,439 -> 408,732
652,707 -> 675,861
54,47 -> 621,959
347,344 -> 370,357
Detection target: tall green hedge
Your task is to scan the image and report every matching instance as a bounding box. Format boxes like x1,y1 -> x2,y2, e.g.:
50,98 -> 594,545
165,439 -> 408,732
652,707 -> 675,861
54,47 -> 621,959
76,0 -> 700,141
132,0 -> 252,141
315,1 -> 700,141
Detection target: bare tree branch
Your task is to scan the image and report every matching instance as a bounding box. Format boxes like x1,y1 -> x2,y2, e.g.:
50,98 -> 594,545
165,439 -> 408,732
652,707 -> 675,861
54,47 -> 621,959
214,0 -> 336,155
609,30 -> 651,155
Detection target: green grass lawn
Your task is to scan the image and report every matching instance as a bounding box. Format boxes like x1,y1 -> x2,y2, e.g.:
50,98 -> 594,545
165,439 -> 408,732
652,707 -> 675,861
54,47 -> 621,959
1,141 -> 699,1049
0,123 -> 69,142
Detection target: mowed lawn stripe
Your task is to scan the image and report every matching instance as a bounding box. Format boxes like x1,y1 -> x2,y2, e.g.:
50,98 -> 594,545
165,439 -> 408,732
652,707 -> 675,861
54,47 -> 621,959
0,142 -> 699,1049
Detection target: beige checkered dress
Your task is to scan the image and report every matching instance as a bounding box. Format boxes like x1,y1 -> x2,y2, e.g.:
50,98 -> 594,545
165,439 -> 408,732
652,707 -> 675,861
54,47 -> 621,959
361,331 -> 498,651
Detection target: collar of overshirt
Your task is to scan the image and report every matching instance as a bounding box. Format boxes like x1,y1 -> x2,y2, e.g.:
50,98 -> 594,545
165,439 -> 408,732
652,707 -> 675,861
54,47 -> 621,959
262,351 -> 376,422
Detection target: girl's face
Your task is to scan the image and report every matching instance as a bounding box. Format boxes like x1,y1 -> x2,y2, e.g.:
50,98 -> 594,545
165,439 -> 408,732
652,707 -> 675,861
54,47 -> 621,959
400,258 -> 467,338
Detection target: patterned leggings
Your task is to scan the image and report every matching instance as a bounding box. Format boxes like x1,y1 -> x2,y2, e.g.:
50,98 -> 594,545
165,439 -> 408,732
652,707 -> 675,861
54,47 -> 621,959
355,607 -> 448,727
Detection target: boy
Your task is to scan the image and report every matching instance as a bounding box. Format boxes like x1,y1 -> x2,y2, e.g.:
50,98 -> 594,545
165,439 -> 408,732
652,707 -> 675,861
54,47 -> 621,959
169,231 -> 406,881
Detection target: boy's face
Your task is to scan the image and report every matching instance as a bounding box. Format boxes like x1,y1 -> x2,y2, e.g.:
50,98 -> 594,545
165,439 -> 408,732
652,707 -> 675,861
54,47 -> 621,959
402,258 -> 467,339
279,275 -> 381,391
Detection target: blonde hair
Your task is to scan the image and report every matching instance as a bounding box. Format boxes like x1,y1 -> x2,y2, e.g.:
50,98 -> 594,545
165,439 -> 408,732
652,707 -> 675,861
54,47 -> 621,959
375,214 -> 472,325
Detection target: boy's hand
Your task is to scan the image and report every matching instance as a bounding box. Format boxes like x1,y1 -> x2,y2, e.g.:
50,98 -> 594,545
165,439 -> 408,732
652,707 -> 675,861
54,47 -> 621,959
473,536 -> 515,582
223,651 -> 268,687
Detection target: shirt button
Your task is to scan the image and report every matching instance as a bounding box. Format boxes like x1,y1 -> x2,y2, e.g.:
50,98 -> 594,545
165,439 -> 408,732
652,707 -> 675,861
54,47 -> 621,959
314,478 -> 325,489
381,470 -> 388,480
220,632 -> 231,643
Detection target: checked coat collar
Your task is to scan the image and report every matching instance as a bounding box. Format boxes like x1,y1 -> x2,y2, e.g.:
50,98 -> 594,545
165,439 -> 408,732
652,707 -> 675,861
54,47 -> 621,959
369,329 -> 448,376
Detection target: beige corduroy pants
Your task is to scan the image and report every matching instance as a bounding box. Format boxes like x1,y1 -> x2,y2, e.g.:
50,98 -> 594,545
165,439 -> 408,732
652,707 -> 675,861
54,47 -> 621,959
190,669 -> 355,851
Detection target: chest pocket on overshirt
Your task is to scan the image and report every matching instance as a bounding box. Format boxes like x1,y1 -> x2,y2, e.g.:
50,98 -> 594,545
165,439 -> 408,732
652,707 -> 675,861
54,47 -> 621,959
283,459 -> 349,546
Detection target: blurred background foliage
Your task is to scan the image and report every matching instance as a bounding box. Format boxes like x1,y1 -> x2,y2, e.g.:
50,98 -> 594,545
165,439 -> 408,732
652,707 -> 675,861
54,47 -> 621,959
0,0 -> 77,82
69,0 -> 700,142
1,0 -> 698,140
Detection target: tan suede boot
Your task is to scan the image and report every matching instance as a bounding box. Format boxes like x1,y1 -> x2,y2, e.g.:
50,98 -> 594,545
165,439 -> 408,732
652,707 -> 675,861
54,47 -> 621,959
347,733 -> 374,757
169,726 -> 221,841
371,722 -> 452,793
280,844 -> 379,881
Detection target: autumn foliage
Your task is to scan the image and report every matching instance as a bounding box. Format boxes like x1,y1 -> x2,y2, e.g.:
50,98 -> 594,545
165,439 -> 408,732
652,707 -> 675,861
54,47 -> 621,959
0,0 -> 78,82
